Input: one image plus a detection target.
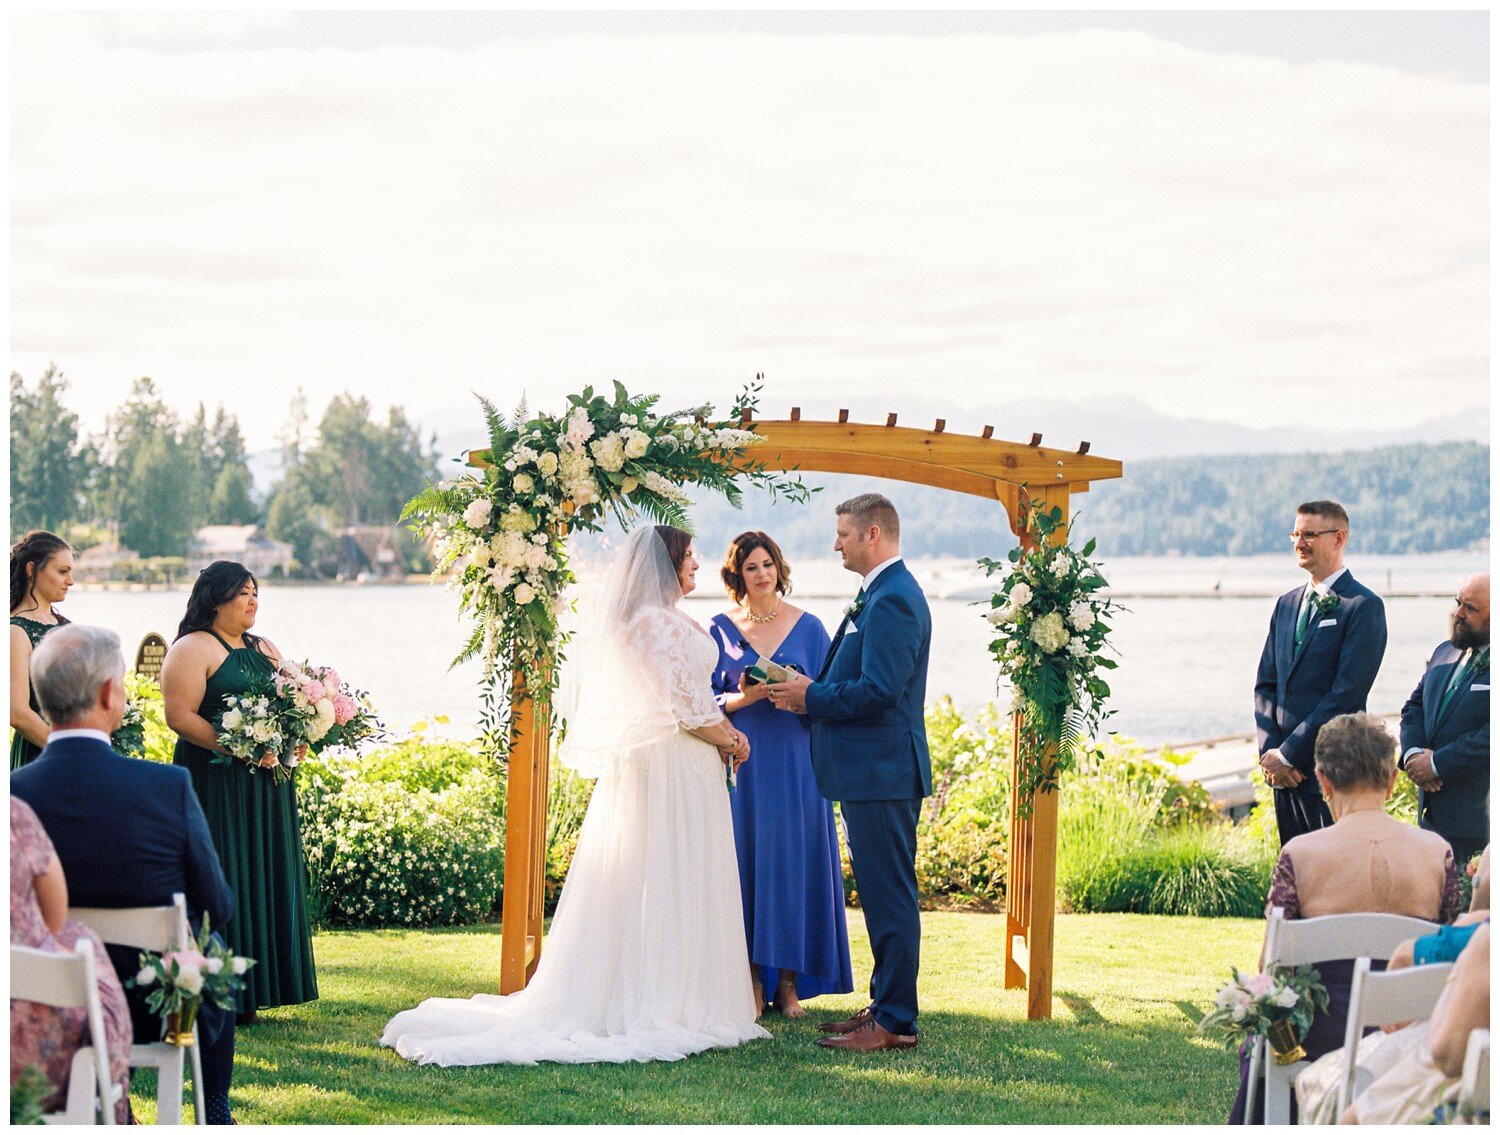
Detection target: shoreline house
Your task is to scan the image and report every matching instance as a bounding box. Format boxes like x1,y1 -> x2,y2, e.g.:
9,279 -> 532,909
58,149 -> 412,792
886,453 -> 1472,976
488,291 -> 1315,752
189,525 -> 294,577
334,526 -> 407,581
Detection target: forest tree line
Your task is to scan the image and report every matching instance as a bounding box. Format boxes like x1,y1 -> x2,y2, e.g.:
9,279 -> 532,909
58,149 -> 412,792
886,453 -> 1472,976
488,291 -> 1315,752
10,366 -> 441,576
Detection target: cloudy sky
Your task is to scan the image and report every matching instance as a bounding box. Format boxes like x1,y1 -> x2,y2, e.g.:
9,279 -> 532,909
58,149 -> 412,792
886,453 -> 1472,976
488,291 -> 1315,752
9,11 -> 1488,453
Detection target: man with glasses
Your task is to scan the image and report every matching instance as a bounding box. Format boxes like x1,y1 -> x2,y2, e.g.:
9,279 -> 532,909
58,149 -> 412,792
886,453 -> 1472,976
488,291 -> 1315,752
1399,574 -> 1490,867
1254,500 -> 1388,843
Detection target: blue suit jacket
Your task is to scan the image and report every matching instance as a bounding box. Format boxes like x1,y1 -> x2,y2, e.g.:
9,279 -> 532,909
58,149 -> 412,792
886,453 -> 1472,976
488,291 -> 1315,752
1399,642 -> 1490,840
1254,570 -> 1388,776
805,561 -> 933,802
10,735 -> 233,931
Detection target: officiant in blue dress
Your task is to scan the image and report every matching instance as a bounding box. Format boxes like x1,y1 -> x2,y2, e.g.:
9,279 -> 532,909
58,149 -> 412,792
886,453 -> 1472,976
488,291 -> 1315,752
709,532 -> 854,1018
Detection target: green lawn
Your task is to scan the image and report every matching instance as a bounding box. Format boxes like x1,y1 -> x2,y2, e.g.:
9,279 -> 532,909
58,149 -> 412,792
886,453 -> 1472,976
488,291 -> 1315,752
133,911 -> 1261,1124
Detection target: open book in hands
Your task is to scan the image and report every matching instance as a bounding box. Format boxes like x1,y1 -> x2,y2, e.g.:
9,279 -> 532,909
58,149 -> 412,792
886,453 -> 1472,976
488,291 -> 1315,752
746,659 -> 800,685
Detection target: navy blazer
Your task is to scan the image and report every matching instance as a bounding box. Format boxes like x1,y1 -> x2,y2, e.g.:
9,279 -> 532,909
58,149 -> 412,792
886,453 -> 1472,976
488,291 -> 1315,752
805,561 -> 933,802
1399,642 -> 1490,840
10,735 -> 233,930
1254,570 -> 1388,775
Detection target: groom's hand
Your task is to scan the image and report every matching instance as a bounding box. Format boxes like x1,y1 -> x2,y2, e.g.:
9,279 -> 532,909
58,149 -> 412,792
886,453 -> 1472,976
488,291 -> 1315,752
766,672 -> 811,714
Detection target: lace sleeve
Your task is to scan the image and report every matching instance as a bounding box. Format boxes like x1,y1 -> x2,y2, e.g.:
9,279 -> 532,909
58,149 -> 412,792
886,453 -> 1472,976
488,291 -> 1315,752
631,610 -> 724,731
1439,851 -> 1463,924
1265,851 -> 1300,921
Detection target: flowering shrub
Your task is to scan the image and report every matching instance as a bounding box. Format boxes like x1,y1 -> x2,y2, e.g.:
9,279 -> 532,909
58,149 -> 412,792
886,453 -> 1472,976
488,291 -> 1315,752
297,741 -> 504,928
400,378 -> 808,755
979,497 -> 1120,809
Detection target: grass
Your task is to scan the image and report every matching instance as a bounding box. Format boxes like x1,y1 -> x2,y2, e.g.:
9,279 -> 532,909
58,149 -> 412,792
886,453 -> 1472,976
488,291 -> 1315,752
131,910 -> 1262,1124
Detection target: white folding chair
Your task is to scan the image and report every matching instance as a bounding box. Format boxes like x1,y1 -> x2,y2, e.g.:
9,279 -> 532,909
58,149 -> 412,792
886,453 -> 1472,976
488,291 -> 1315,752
1458,1028 -> 1489,1118
1334,956 -> 1455,1113
70,892 -> 206,1125
1243,907 -> 1441,1124
11,941 -> 119,1125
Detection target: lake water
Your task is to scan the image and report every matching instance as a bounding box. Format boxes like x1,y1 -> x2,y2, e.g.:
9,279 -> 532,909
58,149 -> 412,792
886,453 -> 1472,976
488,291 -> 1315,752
76,553 -> 1486,748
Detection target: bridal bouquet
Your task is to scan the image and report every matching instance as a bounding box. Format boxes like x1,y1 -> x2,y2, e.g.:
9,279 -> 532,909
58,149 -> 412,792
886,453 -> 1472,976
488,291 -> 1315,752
1198,964 -> 1329,1064
128,914 -> 255,1046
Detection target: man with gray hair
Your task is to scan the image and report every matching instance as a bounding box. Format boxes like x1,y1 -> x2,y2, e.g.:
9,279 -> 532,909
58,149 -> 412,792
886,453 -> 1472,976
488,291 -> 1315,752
11,625 -> 239,1124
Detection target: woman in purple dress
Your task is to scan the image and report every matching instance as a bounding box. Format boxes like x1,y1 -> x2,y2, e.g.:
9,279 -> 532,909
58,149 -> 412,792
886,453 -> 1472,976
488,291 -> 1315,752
709,531 -> 853,1018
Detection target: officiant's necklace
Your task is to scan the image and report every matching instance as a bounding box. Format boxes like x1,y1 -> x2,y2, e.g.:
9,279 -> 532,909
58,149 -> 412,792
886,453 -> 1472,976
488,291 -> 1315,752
744,600 -> 781,625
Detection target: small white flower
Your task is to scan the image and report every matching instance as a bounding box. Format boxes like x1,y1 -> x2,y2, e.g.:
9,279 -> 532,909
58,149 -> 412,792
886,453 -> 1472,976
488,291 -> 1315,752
1068,600 -> 1096,631
622,429 -> 649,460
1010,582 -> 1034,607
513,472 -> 535,495
1050,552 -> 1070,578
1230,1003 -> 1248,1023
1066,637 -> 1089,658
537,451 -> 559,478
176,965 -> 204,995
204,957 -> 224,975
514,582 -> 537,606
135,966 -> 156,986
231,956 -> 249,975
220,708 -> 243,733
1272,987 -> 1300,1009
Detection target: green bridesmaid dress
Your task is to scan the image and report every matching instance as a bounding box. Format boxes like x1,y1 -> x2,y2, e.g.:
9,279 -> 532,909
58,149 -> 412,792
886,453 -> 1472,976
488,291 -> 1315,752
173,631 -> 318,1012
10,616 -> 60,770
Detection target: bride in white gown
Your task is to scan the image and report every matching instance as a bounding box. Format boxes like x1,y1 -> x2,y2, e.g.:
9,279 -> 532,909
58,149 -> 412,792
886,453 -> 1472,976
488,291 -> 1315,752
382,526 -> 771,1065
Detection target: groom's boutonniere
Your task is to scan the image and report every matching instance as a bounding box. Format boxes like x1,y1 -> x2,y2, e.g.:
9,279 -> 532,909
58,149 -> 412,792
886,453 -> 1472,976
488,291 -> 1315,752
844,594 -> 866,621
1311,591 -> 1340,617
1474,649 -> 1490,677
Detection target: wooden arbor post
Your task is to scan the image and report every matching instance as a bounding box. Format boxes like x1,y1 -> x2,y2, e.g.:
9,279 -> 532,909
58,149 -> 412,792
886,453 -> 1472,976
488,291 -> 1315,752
470,412 -> 1121,1012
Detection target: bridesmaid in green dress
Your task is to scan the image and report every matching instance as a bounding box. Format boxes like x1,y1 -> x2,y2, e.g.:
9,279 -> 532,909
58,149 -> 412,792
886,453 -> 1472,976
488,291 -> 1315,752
160,560 -> 318,1019
10,531 -> 74,770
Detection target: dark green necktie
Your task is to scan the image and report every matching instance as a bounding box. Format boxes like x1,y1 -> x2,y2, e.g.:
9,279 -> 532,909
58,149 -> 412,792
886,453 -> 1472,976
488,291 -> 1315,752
1294,589 -> 1316,646
1438,648 -> 1483,718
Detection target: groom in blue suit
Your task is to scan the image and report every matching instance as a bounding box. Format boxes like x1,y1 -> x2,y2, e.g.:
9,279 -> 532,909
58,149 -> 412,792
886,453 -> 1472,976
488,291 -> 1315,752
1254,500 -> 1387,845
768,493 -> 931,1052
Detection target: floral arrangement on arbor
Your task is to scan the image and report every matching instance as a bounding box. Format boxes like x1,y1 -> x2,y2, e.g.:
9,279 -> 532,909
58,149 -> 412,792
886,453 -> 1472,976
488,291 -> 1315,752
1198,964 -> 1329,1064
401,378 -> 809,755
979,497 -> 1119,810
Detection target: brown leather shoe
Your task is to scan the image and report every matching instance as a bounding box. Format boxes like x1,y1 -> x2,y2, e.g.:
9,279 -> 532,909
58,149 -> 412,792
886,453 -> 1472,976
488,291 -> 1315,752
816,1018 -> 918,1052
817,1005 -> 875,1034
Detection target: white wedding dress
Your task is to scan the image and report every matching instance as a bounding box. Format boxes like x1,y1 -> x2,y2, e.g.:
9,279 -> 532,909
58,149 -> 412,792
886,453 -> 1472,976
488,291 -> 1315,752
382,594 -> 769,1066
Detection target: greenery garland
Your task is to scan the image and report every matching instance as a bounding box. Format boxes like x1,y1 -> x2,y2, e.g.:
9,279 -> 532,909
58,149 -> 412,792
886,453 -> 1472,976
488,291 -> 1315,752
401,378 -> 809,756
980,497 -> 1119,814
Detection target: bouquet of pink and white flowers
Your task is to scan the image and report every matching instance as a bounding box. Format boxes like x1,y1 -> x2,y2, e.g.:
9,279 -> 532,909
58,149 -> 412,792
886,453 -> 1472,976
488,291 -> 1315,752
272,660 -> 385,758
127,914 -> 255,1044
1198,964 -> 1329,1062
215,681 -> 293,780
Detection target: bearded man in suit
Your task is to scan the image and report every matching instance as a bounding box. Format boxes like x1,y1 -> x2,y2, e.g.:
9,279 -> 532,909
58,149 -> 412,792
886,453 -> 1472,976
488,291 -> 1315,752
1400,573 -> 1490,866
1254,500 -> 1388,844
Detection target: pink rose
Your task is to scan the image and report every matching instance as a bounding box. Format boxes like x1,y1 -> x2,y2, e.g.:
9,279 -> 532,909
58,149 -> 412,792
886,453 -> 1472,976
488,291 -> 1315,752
1243,973 -> 1276,998
323,669 -> 341,690
332,694 -> 357,726
303,680 -> 326,703
165,949 -> 208,971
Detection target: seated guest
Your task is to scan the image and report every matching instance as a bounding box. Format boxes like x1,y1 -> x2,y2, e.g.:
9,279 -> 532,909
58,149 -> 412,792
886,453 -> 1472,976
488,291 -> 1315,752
1340,922 -> 1489,1124
1296,843 -> 1489,1122
1229,712 -> 1462,1123
10,796 -> 132,1122
11,624 -> 239,1125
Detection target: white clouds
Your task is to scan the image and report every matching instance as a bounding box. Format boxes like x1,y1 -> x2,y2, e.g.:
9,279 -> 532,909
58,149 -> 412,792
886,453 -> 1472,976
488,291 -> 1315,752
10,21 -> 1486,449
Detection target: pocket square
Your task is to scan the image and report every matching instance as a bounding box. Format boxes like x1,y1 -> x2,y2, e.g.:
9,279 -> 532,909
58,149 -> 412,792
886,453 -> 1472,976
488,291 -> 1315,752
1317,618 -> 1337,628
1473,684 -> 1490,692
844,625 -> 859,636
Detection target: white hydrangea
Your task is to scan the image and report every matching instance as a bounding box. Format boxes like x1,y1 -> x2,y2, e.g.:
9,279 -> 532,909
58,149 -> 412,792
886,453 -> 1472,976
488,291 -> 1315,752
462,498 -> 493,530
1029,611 -> 1069,654
1010,582 -> 1034,608
500,509 -> 538,534
620,412 -> 637,425
1066,637 -> 1089,658
590,433 -> 627,473
565,409 -> 594,444
1068,600 -> 1096,631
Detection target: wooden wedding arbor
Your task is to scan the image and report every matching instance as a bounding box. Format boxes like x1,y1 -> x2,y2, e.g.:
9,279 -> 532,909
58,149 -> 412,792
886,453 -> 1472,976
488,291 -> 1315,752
474,411 -> 1122,1021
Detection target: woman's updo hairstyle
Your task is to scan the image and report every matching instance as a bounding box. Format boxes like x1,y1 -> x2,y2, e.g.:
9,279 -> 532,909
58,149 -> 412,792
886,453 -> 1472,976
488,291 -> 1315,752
10,530 -> 72,619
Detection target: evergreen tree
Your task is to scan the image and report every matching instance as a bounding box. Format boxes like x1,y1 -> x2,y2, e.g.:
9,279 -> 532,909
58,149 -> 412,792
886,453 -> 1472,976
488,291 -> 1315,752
9,366 -> 90,535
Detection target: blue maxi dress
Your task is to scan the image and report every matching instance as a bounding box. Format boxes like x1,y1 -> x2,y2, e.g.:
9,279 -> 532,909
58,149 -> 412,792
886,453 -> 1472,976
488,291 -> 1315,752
709,612 -> 854,1002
